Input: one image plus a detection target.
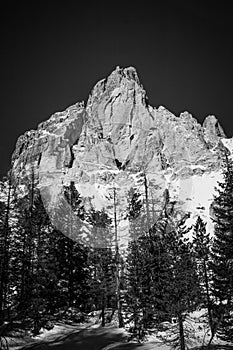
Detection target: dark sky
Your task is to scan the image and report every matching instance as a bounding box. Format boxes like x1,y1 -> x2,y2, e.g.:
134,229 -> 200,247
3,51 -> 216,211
1,1 -> 233,176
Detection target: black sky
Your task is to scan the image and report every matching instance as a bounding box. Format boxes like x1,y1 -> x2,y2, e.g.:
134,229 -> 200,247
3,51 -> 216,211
1,1 -> 233,177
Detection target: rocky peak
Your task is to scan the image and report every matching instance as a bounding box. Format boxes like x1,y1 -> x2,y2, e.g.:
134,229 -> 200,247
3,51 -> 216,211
202,115 -> 226,145
86,66 -> 146,114
10,66 -> 232,248
108,66 -> 141,84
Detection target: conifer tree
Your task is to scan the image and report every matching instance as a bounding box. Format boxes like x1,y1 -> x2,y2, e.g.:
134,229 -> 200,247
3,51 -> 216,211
56,182 -> 90,312
0,174 -> 92,335
87,207 -> 112,248
192,216 -> 214,342
14,175 -> 54,334
0,175 -> 13,324
113,187 -> 125,328
163,218 -> 201,350
88,247 -> 115,326
126,187 -> 143,241
151,203 -> 200,349
86,207 -> 115,326
29,191 -> 52,335
127,187 -> 143,222
125,226 -> 172,340
63,181 -> 85,220
125,238 -> 145,340
15,170 -> 37,317
210,153 -> 233,342
53,231 -> 90,313
125,190 -> 200,346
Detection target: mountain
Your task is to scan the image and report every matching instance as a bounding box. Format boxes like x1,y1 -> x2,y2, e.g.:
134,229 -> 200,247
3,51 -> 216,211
10,66 -> 233,249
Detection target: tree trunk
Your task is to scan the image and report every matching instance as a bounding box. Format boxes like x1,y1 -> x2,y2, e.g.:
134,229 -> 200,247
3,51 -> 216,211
178,312 -> 186,350
113,187 -> 124,328
203,259 -> 214,344
19,168 -> 35,311
144,173 -> 150,233
68,248 -> 74,307
68,185 -> 74,307
32,309 -> 40,336
101,296 -> 105,327
115,248 -> 124,328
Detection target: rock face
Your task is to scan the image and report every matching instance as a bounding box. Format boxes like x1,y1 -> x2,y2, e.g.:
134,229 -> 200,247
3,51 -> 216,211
11,66 -> 232,248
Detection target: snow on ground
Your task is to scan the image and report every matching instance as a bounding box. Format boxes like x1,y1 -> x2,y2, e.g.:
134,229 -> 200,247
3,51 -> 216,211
7,322 -> 93,349
145,309 -> 227,349
6,309 -> 230,350
33,323 -> 81,340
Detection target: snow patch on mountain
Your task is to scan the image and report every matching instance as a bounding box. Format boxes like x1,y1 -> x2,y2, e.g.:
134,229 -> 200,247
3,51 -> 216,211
222,137 -> 233,158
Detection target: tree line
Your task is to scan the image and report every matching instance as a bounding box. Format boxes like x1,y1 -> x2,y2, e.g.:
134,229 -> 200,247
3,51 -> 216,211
0,153 -> 233,349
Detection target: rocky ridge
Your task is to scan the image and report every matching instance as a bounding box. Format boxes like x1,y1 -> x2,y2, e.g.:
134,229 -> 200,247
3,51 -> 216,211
11,66 -> 232,248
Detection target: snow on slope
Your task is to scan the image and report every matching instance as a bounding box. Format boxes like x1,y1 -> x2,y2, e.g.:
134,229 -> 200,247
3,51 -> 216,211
181,137 -> 233,236
75,144 -> 228,243
222,137 -> 233,159
178,171 -> 222,236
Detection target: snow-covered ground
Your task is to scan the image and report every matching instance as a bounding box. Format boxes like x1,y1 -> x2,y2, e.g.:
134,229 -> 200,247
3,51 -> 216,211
6,309 -> 230,350
7,322 -> 93,349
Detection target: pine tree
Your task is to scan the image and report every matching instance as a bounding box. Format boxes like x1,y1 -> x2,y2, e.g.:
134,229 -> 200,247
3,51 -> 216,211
125,238 -> 145,340
88,247 -> 115,326
29,191 -> 54,335
14,178 -> 54,334
0,175 -> 13,325
127,187 -> 143,222
0,174 -> 91,335
163,218 -> 201,350
126,187 -> 143,241
9,169 -> 64,334
15,170 -> 37,318
53,181 -> 90,314
125,191 -> 201,346
192,216 -> 214,342
125,226 -> 172,340
54,231 -> 90,314
86,207 -> 112,248
124,193 -> 176,335
86,207 -> 115,326
38,228 -> 60,316
150,201 -> 200,349
0,179 -> 9,321
63,181 -> 85,220
113,187 -> 124,328
210,153 -> 233,342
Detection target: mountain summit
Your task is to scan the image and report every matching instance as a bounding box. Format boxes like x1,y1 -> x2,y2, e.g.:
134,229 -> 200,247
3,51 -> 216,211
11,67 -> 233,248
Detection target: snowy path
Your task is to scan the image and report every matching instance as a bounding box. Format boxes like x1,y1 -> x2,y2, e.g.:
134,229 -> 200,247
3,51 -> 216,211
15,324 -> 170,350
